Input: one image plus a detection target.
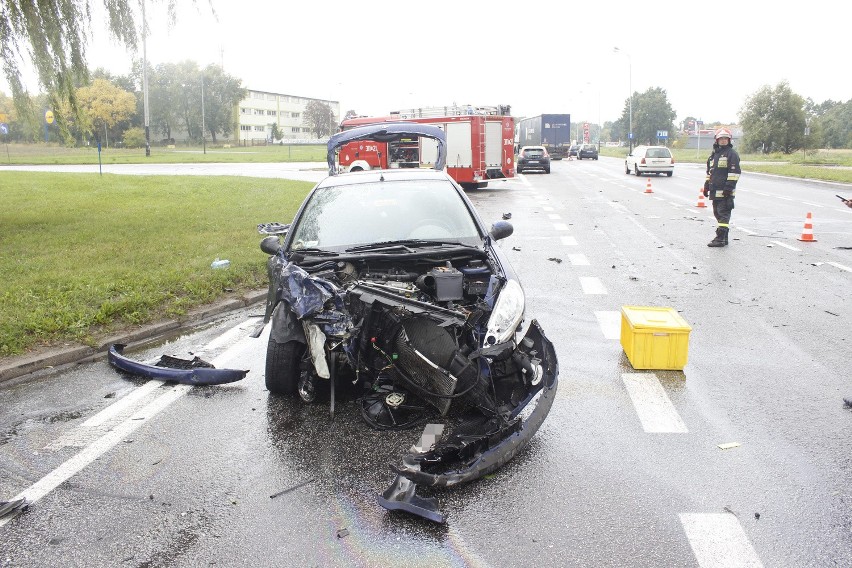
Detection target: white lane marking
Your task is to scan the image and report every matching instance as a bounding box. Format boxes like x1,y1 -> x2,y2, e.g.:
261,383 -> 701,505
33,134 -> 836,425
775,195 -> 794,201
567,254 -> 589,265
45,380 -> 163,449
737,227 -> 758,235
521,176 -> 533,188
548,214 -> 562,220
561,236 -> 578,246
579,277 -> 607,295
669,201 -> 681,207
826,261 -> 852,272
199,318 -> 259,352
46,319 -> 260,449
1,384 -> 192,529
543,206 -> 554,212
680,513 -> 764,568
801,201 -> 824,208
553,223 -> 569,231
595,311 -> 621,339
2,324 -> 261,527
769,240 -> 801,251
622,373 -> 688,433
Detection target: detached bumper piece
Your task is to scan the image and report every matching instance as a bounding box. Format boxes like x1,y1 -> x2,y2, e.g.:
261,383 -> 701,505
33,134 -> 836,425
0,498 -> 30,518
378,321 -> 559,523
108,344 -> 248,385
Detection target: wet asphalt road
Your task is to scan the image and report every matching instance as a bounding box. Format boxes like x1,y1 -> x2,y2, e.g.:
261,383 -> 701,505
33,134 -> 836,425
2,158 -> 851,567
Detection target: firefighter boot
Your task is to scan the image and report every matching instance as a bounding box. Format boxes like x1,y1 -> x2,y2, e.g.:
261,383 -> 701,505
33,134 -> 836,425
707,227 -> 728,247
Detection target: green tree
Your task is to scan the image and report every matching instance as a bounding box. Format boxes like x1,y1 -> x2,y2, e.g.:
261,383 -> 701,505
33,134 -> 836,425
123,126 -> 146,148
199,64 -> 246,144
304,100 -> 336,138
631,87 -> 677,146
813,99 -> 852,149
76,78 -> 137,147
739,81 -> 807,154
270,122 -> 283,142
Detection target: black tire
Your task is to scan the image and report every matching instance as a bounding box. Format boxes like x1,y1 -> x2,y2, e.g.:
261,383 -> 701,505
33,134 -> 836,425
545,167 -> 551,174
517,167 -> 523,174
635,167 -> 641,177
265,338 -> 304,394
666,172 -> 673,177
625,162 -> 630,174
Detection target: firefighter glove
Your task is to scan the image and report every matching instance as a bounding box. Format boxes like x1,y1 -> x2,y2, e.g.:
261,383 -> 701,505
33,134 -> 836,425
722,189 -> 732,198
703,188 -> 710,197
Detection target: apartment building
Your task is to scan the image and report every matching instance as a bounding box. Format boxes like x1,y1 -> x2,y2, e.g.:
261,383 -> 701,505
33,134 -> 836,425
236,89 -> 340,143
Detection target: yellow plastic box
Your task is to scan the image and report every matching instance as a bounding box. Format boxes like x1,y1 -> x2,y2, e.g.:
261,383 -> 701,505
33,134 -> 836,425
620,306 -> 692,370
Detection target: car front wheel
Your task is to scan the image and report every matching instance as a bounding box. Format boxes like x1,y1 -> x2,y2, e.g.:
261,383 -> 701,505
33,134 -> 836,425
265,338 -> 305,394
625,162 -> 630,174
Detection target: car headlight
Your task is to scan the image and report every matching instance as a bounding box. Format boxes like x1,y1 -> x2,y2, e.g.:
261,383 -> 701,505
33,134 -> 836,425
485,279 -> 525,345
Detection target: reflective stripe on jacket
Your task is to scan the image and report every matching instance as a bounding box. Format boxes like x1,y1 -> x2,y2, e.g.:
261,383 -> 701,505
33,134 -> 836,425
705,145 -> 741,198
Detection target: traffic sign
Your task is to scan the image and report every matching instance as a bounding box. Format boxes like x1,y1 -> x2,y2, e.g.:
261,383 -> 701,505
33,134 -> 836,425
45,110 -> 55,124
657,130 -> 668,138
0,123 -> 8,136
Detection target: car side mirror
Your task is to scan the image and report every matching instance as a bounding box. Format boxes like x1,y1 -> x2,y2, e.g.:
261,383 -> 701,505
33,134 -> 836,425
489,220 -> 514,241
260,235 -> 282,255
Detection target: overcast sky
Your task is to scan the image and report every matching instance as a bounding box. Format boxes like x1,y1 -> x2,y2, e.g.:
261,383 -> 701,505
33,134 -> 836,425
8,0 -> 851,126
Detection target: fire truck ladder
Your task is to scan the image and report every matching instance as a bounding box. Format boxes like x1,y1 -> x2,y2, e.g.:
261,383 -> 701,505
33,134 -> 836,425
390,104 -> 510,119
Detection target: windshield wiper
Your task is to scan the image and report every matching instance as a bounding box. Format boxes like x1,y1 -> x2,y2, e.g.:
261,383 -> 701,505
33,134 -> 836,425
345,240 -> 476,253
289,247 -> 339,257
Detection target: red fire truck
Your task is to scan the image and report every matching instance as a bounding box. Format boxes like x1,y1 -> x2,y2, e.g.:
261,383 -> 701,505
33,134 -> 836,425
336,105 -> 515,189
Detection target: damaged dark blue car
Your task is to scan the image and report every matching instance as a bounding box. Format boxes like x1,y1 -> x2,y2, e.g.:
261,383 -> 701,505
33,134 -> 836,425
259,123 -> 558,523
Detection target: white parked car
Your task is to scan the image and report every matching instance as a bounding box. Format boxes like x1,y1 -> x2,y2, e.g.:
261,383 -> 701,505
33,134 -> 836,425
625,145 -> 674,176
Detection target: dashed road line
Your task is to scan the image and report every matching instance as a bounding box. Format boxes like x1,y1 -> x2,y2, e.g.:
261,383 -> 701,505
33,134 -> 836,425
680,513 -> 764,567
594,311 -> 621,339
826,261 -> 852,272
579,277 -> 607,295
769,240 -> 801,251
567,253 -> 590,265
553,223 -> 569,231
622,372 -> 688,433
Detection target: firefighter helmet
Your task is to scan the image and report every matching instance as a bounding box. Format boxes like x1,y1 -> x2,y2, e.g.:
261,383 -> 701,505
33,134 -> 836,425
714,127 -> 732,140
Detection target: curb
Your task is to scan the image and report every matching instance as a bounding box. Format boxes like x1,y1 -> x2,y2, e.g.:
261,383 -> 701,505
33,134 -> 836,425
0,289 -> 268,386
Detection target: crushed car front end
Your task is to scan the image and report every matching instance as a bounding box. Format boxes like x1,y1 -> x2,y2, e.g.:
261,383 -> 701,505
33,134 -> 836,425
259,124 -> 559,522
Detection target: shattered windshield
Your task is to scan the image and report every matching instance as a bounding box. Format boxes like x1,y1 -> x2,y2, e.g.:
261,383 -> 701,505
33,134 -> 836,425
289,179 -> 483,250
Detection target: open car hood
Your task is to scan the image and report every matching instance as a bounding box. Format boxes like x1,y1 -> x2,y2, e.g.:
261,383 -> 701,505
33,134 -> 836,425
327,122 -> 447,175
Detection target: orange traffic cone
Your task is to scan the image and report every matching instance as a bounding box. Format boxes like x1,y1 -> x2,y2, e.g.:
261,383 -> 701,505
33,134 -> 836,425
797,212 -> 817,242
644,178 -> 653,194
696,189 -> 707,208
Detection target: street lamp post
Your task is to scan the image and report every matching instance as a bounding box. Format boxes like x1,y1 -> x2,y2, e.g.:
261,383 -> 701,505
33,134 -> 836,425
613,47 -> 633,151
201,74 -> 206,155
142,0 -> 150,157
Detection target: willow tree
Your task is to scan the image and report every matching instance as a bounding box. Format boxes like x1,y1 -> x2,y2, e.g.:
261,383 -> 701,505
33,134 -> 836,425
0,0 -> 182,138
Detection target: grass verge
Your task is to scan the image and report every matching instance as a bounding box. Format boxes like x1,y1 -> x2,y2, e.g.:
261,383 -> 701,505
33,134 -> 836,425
0,172 -> 313,358
0,143 -> 327,165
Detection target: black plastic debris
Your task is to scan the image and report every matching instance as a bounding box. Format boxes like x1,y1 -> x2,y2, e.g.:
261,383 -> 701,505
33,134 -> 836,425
336,528 -> 350,539
843,397 -> 852,409
108,344 -> 249,386
270,478 -> 315,499
0,498 -> 30,517
547,257 -> 562,263
502,212 -> 512,219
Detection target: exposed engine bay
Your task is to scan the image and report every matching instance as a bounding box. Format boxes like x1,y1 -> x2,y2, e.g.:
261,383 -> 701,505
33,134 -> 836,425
265,247 -> 558,522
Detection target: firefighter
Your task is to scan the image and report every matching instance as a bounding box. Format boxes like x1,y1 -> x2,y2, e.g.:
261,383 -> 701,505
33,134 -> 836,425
704,127 -> 741,247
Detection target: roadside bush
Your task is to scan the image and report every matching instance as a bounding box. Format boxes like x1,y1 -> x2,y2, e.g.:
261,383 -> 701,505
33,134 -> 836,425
123,127 -> 146,149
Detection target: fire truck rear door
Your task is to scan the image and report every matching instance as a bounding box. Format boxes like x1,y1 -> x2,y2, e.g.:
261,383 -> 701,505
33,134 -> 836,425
485,121 -> 502,167
446,122 -> 472,168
